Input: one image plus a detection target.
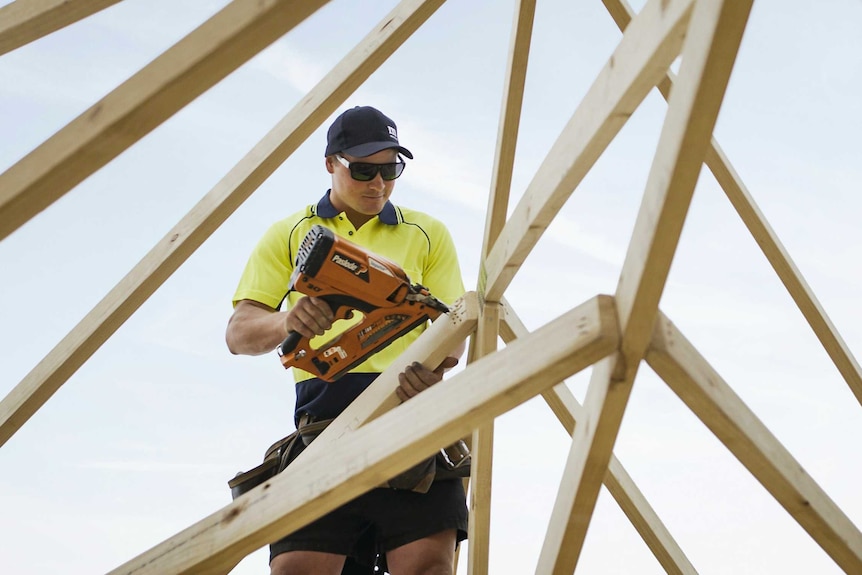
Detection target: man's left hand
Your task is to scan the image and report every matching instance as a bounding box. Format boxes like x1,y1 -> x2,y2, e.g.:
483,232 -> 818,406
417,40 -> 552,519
396,357 -> 459,402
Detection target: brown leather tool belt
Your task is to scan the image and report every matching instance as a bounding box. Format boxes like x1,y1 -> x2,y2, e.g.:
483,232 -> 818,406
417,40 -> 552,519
227,414 -> 333,500
228,416 -> 472,499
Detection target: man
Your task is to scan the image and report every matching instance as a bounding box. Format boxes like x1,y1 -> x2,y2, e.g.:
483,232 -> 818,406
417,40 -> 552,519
226,105 -> 468,575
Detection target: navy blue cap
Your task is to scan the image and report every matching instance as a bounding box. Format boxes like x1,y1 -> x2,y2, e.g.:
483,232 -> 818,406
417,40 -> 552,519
325,106 -> 413,159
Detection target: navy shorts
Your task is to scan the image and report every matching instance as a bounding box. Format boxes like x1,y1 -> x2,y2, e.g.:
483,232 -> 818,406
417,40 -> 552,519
269,479 -> 468,567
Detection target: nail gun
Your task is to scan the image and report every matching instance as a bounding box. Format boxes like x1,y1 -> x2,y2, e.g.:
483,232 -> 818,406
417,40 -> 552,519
277,225 -> 450,382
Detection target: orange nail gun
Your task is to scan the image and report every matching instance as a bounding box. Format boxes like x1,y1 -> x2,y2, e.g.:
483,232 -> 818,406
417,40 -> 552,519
277,225 -> 450,382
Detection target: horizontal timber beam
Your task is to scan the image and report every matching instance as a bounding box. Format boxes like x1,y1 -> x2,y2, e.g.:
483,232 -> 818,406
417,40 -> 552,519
107,295 -> 618,575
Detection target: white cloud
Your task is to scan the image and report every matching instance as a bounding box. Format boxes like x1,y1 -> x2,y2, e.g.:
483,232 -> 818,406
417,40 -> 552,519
545,213 -> 628,266
249,39 -> 331,95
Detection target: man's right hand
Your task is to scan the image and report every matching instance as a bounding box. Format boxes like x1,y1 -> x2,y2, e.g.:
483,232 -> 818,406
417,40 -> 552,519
226,297 -> 333,356
283,296 -> 335,339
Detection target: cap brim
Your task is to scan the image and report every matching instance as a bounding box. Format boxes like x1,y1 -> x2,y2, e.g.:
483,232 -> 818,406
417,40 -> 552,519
341,141 -> 413,159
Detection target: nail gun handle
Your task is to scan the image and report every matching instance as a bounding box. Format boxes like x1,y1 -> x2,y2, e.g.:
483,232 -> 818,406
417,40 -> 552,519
277,297 -> 342,358
278,331 -> 302,356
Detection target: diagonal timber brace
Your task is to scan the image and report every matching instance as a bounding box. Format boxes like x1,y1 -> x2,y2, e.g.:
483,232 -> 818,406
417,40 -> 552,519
646,312 -> 862,573
107,295 -> 618,575
501,301 -> 698,575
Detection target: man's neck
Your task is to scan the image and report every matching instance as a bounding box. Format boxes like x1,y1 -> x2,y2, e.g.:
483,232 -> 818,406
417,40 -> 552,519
344,209 -> 375,229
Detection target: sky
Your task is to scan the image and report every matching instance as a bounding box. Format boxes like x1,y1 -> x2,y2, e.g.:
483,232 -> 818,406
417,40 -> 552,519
1,0 -> 861,573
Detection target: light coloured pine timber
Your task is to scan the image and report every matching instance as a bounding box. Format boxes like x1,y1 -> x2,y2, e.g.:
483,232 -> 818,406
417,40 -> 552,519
479,0 -> 535,266
536,2 -> 753,572
499,299 -> 585,436
0,0 -> 331,242
0,0 -> 449,448
535,353 -> 627,575
465,424 -> 493,573
0,0 -> 123,55
613,0 -> 751,360
600,0 -> 637,30
296,292 -> 476,575
705,143 -> 862,406
500,301 -> 698,575
107,295 -> 619,575
601,0 -> 862,408
481,0 -> 695,302
603,420 -> 701,574
646,312 -> 862,573
467,302 -> 502,575
293,292 -> 478,464
563,385 -> 699,575
464,4 -> 535,567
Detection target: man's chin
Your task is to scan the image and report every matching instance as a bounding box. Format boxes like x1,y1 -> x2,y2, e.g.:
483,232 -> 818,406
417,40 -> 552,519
360,200 -> 386,212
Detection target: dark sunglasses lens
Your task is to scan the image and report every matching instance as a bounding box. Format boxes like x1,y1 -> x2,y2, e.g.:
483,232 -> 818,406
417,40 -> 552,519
379,162 -> 405,181
349,163 -> 377,181
349,162 -> 405,181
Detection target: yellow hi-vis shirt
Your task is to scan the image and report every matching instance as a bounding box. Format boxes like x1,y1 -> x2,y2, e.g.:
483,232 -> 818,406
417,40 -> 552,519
232,191 -> 465,382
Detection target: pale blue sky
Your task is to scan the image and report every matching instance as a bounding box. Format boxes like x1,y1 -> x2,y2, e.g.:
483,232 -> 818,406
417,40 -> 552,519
1,1 -> 861,573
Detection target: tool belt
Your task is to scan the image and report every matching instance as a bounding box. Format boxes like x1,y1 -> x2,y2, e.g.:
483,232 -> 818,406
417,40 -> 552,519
228,415 -> 472,499
228,414 -> 332,500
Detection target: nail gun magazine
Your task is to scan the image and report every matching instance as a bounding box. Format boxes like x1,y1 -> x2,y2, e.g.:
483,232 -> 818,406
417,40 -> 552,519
277,225 -> 450,382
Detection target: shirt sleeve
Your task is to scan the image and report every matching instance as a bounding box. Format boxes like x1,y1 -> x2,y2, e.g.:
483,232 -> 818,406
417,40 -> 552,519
421,219 -> 465,307
232,220 -> 294,309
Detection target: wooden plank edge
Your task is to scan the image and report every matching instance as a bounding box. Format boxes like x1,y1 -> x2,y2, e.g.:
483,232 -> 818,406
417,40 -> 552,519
106,295 -> 618,575
646,311 -> 862,573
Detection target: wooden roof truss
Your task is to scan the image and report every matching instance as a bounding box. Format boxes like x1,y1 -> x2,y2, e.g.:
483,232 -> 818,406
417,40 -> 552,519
1,0 -> 860,573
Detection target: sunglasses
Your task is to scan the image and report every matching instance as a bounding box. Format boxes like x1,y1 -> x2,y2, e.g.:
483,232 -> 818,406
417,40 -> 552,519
336,154 -> 406,181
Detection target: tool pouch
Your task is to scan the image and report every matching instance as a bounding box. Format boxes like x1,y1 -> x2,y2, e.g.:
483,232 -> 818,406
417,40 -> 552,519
229,421 -> 473,498
385,439 -> 473,493
227,415 -> 334,500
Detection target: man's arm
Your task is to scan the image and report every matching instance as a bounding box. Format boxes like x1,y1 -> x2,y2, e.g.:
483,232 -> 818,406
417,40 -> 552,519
393,219 -> 467,401
228,297 -> 464,398
225,297 -> 334,356
395,339 -> 466,402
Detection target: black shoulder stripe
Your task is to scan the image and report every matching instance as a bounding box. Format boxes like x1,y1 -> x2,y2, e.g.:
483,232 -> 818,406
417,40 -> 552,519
287,209 -> 318,270
396,208 -> 432,257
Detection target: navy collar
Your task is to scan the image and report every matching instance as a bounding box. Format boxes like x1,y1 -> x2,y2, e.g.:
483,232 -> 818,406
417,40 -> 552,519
315,190 -> 398,225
